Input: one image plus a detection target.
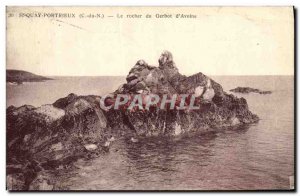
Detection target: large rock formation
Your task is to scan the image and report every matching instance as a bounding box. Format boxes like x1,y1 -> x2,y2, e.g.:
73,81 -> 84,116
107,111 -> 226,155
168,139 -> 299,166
6,51 -> 259,190
107,51 -> 257,136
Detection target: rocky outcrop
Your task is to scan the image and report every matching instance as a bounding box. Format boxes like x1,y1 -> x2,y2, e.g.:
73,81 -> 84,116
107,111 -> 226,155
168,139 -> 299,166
6,51 -> 259,190
108,51 -> 257,136
230,87 -> 272,94
7,95 -> 110,190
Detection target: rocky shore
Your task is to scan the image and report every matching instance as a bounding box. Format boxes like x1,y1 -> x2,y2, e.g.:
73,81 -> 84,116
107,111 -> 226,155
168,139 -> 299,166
6,51 -> 259,190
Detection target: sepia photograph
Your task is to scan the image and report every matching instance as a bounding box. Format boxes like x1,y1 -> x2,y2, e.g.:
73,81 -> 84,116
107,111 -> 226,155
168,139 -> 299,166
6,6 -> 295,191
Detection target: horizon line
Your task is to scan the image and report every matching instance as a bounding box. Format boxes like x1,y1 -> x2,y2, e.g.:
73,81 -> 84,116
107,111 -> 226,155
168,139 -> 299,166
6,69 -> 294,77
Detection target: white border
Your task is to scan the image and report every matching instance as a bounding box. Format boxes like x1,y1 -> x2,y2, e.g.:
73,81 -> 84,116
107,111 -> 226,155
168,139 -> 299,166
1,0 -> 298,195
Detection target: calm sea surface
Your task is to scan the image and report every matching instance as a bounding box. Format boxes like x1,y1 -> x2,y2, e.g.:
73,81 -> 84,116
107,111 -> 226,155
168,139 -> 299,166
7,76 -> 294,190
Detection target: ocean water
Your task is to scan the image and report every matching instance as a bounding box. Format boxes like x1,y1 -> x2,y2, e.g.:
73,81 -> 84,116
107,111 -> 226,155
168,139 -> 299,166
6,76 -> 294,190
6,76 -> 126,108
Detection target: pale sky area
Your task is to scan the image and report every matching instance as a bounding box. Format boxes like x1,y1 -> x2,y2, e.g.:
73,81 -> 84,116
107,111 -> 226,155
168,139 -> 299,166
7,7 -> 294,76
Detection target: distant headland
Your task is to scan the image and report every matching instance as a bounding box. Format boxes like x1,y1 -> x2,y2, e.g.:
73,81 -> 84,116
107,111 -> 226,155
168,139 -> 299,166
7,69 -> 53,84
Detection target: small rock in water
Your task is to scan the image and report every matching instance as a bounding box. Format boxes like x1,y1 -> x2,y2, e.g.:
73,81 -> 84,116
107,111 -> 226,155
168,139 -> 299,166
84,144 -> 98,151
230,87 -> 272,94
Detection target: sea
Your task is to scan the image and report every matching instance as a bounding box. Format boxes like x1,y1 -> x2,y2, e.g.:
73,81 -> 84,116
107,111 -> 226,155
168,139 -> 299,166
6,75 -> 294,190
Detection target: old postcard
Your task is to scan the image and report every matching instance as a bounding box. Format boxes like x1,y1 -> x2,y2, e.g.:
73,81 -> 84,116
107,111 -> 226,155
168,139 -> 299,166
6,6 -> 294,191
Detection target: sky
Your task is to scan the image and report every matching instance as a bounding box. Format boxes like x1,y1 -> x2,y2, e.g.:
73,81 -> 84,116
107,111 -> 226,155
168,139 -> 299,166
6,6 -> 294,76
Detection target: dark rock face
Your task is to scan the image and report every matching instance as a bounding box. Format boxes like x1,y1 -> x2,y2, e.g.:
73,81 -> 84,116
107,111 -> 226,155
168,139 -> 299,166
7,95 -> 109,190
6,51 -> 259,190
230,87 -> 272,94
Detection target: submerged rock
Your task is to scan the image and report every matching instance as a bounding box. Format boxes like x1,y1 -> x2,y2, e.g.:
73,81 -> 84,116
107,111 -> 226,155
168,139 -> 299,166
6,51 -> 259,190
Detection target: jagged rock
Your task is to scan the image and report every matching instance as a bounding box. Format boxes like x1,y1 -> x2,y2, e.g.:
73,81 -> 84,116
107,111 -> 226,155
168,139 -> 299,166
6,50 -> 259,190
158,50 -> 177,69
53,93 -> 78,109
106,51 -> 258,136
